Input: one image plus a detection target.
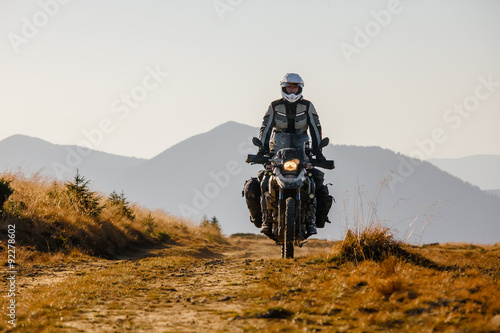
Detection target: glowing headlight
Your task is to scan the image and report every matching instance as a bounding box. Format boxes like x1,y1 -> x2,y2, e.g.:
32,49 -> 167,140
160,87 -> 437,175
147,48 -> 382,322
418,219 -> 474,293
283,159 -> 300,171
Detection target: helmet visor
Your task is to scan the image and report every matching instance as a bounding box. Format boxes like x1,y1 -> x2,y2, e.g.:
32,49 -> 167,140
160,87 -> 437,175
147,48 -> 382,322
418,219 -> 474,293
280,82 -> 304,88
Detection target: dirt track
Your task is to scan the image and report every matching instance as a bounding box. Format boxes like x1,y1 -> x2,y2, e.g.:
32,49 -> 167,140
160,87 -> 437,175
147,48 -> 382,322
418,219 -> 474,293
14,236 -> 334,332
7,237 -> 500,332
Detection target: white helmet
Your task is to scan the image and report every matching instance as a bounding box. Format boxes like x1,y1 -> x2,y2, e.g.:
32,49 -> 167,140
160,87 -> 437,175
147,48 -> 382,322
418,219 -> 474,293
280,73 -> 304,103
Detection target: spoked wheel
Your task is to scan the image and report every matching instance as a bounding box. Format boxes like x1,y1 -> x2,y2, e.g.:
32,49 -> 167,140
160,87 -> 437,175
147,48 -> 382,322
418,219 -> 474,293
281,197 -> 295,258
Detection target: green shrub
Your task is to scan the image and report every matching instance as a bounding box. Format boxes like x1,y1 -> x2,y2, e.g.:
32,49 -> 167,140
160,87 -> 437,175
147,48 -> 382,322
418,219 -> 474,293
65,170 -> 102,217
142,213 -> 157,235
3,199 -> 26,217
155,231 -> 171,242
0,178 -> 14,213
200,215 -> 222,233
108,190 -> 135,220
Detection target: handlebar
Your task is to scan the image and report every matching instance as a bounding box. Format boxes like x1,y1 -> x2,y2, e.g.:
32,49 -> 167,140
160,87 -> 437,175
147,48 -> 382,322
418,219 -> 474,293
246,154 -> 335,170
246,154 -> 270,164
310,158 -> 335,170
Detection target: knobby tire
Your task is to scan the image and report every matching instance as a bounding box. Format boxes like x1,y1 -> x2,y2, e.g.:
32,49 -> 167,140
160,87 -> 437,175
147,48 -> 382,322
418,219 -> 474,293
282,197 -> 295,258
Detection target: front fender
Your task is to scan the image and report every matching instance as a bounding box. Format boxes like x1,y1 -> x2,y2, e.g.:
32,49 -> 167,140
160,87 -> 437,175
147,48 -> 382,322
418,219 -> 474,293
274,169 -> 306,190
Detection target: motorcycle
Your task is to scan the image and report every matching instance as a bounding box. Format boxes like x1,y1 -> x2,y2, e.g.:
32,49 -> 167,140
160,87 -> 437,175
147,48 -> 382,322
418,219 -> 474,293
245,132 -> 334,258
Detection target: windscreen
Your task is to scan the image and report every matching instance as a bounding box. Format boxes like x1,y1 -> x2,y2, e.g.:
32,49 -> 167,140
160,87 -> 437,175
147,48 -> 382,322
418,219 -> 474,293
271,132 -> 309,152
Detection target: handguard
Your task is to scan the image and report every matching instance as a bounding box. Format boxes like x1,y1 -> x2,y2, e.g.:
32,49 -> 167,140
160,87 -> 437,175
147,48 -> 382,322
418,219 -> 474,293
310,158 -> 335,170
246,154 -> 270,165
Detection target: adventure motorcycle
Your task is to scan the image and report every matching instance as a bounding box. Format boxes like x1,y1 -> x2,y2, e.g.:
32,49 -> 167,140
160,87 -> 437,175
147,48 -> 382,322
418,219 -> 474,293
246,132 -> 334,258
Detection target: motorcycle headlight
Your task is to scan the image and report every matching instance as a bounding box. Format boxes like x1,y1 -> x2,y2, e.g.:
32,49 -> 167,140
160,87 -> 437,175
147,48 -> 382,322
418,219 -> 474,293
283,159 -> 300,172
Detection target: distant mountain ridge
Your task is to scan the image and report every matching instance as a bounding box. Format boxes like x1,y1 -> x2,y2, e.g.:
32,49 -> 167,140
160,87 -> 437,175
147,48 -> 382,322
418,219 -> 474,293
428,155 -> 500,190
487,189 -> 500,198
0,134 -> 146,188
1,122 -> 499,244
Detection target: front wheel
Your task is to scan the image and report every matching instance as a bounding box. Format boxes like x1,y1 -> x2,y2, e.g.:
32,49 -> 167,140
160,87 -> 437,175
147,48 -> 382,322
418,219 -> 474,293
281,197 -> 295,258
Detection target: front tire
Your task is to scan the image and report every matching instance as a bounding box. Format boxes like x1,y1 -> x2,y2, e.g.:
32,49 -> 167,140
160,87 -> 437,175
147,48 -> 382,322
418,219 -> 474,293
281,197 -> 295,258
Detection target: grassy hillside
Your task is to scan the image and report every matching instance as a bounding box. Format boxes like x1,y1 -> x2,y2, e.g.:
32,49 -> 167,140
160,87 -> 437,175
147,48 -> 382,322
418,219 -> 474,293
0,171 -> 226,260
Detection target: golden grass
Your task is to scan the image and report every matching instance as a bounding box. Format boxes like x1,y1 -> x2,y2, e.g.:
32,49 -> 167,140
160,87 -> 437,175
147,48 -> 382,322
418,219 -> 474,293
0,171 -> 226,259
336,223 -> 398,262
237,241 -> 500,332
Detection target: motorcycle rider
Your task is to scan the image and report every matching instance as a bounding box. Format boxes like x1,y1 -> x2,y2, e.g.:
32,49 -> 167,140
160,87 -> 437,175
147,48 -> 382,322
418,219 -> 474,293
243,73 -> 333,237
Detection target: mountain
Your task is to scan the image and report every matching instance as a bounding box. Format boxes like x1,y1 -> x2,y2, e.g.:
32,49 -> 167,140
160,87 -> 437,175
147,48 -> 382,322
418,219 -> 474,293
428,155 -> 500,190
2,125 -> 499,244
107,122 -> 500,244
104,121 -> 263,227
0,134 -> 146,188
487,189 -> 500,198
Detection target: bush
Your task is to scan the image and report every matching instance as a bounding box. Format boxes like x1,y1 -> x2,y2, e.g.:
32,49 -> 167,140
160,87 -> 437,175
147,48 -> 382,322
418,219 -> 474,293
0,178 -> 14,213
200,215 -> 222,233
142,213 -> 157,235
199,215 -> 228,244
108,190 -> 135,220
155,231 -> 171,242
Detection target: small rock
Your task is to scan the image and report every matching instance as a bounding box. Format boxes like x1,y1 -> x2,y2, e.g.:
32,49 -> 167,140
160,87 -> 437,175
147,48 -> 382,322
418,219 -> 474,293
354,281 -> 368,289
491,315 -> 500,329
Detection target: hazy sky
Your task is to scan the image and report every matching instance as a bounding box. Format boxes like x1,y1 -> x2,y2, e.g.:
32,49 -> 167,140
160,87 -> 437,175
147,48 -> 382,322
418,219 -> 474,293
1,0 -> 499,159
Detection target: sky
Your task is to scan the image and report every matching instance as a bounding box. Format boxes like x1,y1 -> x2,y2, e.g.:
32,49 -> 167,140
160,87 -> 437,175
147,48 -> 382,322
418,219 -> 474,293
1,0 -> 499,160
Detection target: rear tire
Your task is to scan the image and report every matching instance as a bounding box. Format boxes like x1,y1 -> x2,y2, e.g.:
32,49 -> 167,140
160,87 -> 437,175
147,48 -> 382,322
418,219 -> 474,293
281,197 -> 295,259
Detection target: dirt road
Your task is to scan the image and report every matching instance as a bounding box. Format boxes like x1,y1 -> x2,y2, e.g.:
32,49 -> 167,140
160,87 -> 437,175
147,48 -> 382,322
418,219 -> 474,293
10,237 -> 500,332
13,236 -> 334,332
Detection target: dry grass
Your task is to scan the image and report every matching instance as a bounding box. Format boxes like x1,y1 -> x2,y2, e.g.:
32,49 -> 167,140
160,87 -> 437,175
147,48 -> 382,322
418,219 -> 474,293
237,238 -> 500,332
0,171 -> 225,259
336,223 -> 399,262
322,223 -> 447,273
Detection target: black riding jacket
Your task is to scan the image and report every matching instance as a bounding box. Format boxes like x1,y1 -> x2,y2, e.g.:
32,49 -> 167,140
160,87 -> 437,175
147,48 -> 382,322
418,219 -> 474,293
259,98 -> 323,153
